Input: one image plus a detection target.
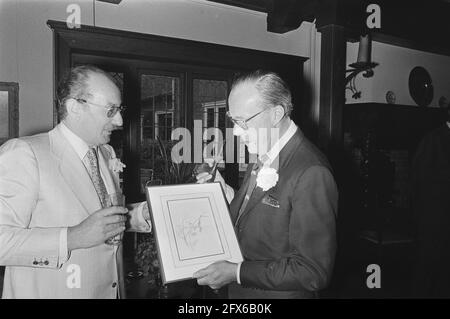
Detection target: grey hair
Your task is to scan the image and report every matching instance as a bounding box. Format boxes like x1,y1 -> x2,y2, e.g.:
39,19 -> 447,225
231,70 -> 293,116
56,65 -> 115,120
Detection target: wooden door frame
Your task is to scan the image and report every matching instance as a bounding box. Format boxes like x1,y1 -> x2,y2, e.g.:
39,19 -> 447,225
48,20 -> 306,200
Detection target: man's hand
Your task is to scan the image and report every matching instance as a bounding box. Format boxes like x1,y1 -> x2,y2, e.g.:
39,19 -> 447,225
196,169 -> 227,188
193,261 -> 238,290
196,171 -> 213,183
195,157 -> 234,203
196,169 -> 234,203
195,157 -> 217,184
67,206 -> 128,251
195,157 -> 224,185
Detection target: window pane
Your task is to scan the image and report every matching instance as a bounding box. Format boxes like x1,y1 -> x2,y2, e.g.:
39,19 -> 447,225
140,74 -> 180,192
193,79 -> 228,166
206,108 -> 215,128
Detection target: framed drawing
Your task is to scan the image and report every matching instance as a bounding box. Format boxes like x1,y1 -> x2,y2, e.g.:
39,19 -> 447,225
0,82 -> 19,145
145,182 -> 243,284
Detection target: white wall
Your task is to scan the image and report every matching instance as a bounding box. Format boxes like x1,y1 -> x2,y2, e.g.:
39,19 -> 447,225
0,0 -> 314,136
0,0 -> 93,135
346,40 -> 450,106
96,0 -> 310,57
0,0 -> 19,82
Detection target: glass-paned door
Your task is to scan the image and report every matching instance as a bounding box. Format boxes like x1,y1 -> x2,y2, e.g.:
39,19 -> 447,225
193,78 -> 228,172
139,72 -> 182,193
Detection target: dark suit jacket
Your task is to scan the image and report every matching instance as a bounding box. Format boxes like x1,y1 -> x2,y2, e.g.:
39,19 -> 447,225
228,129 -> 338,299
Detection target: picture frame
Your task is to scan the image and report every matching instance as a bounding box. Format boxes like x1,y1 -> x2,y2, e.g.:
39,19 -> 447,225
145,182 -> 243,284
0,82 -> 19,145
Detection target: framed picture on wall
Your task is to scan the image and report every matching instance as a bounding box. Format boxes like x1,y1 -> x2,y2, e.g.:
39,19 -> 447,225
0,82 -> 19,145
145,182 -> 243,284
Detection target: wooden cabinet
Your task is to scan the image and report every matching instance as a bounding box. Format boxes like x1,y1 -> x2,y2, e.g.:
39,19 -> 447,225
341,103 -> 446,241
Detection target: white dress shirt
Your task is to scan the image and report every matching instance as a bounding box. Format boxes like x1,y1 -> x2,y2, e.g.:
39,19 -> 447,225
236,119 -> 298,284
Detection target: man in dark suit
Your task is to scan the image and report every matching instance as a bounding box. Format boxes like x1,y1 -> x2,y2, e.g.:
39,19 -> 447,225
194,70 -> 338,299
411,115 -> 450,298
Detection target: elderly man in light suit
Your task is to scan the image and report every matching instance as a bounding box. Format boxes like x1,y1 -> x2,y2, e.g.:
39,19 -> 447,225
194,70 -> 338,298
0,65 -> 151,298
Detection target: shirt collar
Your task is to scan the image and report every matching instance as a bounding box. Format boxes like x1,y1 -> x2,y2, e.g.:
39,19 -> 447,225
261,119 -> 297,166
59,122 -> 92,161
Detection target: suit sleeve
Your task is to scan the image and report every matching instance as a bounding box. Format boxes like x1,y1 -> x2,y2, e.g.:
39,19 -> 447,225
0,139 -> 64,269
240,165 -> 338,291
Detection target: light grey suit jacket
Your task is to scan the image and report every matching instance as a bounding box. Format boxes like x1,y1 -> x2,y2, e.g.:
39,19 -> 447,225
0,124 -> 149,298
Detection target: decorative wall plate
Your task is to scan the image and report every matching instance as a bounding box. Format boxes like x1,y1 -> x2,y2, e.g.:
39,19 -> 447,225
386,91 -> 396,104
408,66 -> 433,107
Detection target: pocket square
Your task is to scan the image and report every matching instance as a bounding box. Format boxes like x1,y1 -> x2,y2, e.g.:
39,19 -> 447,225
262,194 -> 280,208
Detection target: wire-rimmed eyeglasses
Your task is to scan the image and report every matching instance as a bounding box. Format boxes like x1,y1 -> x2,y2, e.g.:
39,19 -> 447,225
72,98 -> 126,118
226,108 -> 270,130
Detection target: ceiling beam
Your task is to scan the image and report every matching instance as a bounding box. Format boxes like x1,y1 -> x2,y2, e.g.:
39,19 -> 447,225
267,0 -> 318,33
208,0 -> 319,33
208,0 -> 450,56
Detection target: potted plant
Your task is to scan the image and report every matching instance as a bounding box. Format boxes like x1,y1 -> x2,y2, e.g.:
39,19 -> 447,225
134,136 -> 197,297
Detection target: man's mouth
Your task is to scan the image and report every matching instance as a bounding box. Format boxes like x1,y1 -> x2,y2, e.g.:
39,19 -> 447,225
104,130 -> 113,136
105,126 -> 120,135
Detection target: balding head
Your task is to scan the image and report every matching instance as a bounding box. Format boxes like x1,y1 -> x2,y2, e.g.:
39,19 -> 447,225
56,65 -> 118,120
230,70 -> 293,117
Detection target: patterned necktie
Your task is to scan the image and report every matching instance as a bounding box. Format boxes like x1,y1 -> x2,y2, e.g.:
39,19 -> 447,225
85,148 -> 109,208
235,159 -> 262,226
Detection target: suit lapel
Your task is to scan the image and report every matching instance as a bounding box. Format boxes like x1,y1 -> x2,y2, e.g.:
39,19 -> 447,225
235,131 -> 304,226
50,126 -> 102,216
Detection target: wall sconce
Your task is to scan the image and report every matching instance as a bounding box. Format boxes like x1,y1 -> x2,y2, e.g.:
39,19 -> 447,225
346,34 -> 378,99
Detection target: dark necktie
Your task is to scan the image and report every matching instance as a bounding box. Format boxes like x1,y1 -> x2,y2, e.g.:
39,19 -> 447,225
85,148 -> 109,208
235,159 -> 262,226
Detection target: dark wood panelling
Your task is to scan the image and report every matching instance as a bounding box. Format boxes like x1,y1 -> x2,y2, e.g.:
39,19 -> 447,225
47,20 -> 302,72
318,24 -> 346,158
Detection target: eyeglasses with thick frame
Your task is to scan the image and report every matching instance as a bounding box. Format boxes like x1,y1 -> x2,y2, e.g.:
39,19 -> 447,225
226,108 -> 270,130
71,98 -> 126,118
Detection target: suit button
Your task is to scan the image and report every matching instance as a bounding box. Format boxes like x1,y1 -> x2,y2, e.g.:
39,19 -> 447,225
44,260 -> 49,265
112,282 -> 117,288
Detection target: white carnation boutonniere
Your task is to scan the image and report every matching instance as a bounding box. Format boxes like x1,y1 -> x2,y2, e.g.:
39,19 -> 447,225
109,157 -> 126,173
256,166 -> 279,191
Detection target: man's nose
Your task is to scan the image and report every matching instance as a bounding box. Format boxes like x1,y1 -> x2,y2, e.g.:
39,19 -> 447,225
112,111 -> 123,127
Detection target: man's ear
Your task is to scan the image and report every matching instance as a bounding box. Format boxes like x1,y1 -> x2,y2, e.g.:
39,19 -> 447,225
66,99 -> 82,119
272,105 -> 285,125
